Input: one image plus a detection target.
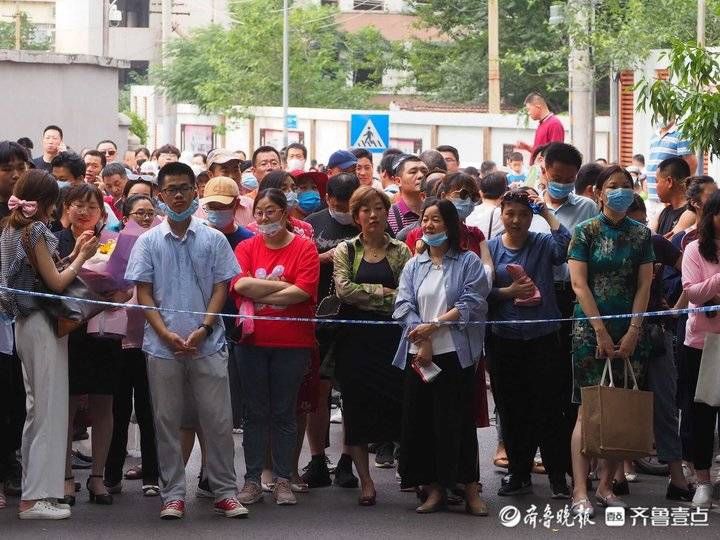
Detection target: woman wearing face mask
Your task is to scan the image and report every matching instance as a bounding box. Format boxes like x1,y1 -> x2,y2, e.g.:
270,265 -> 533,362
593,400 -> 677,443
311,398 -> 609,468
239,160 -> 259,198
332,186 -> 411,506
291,170 -> 328,219
246,171 -> 314,238
485,189 -> 571,500
231,188 -> 320,507
567,165 -> 654,517
104,195 -> 161,497
393,199 -> 489,516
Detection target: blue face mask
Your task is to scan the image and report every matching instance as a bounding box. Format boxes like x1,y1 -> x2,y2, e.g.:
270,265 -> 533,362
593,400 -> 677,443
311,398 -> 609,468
285,191 -> 299,208
547,181 -> 575,200
57,180 -> 70,190
422,231 -> 448,247
605,188 -> 635,213
241,175 -> 259,191
206,208 -> 235,229
158,198 -> 199,222
298,191 -> 321,213
452,198 -> 474,221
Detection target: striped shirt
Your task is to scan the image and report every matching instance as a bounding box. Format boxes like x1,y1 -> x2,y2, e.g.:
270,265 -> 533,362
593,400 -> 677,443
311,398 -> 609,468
387,197 -> 419,235
646,129 -> 692,202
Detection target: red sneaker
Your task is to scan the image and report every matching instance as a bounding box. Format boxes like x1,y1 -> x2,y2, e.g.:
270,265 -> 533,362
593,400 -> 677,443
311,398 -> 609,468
214,497 -> 249,518
160,499 -> 185,520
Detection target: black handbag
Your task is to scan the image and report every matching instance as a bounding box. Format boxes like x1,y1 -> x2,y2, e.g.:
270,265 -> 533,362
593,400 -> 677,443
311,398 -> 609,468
315,241 -> 355,319
22,227 -> 107,337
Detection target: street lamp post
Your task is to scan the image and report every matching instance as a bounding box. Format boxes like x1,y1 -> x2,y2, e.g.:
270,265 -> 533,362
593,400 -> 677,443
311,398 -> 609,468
282,0 -> 289,149
696,0 -> 705,175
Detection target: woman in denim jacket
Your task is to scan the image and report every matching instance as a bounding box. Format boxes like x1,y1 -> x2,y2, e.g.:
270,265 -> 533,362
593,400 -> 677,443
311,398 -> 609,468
393,199 -> 489,516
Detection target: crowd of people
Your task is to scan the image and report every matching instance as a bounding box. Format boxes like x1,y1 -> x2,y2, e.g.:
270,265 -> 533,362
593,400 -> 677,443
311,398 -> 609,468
0,96 -> 718,523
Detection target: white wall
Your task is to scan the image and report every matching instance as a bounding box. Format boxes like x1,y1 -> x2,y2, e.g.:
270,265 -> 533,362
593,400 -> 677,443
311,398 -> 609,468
54,0 -> 103,56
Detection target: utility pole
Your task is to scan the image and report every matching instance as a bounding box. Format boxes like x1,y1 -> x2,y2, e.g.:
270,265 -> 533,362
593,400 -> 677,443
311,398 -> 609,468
161,0 -> 176,146
282,0 -> 289,149
102,0 -> 109,57
14,1 -> 20,50
567,0 -> 595,161
487,0 -> 500,114
695,0 -> 705,174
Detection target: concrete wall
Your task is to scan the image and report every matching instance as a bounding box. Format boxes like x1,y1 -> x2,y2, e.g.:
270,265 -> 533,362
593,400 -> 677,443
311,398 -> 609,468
0,51 -> 129,156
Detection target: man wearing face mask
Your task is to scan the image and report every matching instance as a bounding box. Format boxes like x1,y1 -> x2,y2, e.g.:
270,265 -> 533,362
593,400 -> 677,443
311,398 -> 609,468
302,173 -> 361,489
539,142 -> 596,478
200,176 -> 254,440
202,150 -> 254,226
239,160 -> 259,198
285,143 -> 308,172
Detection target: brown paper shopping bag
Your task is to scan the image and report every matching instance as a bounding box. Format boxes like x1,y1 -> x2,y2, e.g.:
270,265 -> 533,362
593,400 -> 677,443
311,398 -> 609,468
581,357 -> 654,460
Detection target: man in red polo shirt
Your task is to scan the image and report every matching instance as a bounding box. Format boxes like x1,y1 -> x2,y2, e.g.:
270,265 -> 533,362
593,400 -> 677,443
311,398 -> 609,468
515,93 -> 565,154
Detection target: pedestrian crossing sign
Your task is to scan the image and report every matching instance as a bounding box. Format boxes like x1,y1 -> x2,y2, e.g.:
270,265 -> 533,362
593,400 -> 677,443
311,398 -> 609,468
350,114 -> 389,154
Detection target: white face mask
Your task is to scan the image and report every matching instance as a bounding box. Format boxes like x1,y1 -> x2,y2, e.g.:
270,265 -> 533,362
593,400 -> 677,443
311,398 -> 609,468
287,158 -> 306,172
329,208 -> 354,226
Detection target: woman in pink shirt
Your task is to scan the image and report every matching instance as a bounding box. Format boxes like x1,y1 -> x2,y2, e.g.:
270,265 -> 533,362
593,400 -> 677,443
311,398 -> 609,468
681,189 -> 720,508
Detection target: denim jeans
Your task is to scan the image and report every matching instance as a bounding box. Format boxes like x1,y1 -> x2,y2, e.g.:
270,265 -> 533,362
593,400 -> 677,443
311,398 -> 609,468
235,344 -> 309,483
644,329 -> 682,463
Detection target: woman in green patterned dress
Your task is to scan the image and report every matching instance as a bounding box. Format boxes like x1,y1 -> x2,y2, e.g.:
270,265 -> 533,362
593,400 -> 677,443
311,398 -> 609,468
567,165 -> 654,518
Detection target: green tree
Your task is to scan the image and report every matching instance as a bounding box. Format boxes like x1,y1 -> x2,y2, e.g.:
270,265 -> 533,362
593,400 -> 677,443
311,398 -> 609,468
0,11 -> 52,51
407,0 -> 720,110
636,41 -> 720,157
155,0 -> 396,115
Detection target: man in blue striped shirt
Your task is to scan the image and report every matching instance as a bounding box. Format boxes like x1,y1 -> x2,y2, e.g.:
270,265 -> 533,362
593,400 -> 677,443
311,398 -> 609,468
645,120 -> 696,228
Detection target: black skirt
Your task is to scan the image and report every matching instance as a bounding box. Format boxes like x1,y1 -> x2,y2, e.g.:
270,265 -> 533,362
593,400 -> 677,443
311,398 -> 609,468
399,351 -> 479,489
68,328 -> 121,396
333,308 -> 403,446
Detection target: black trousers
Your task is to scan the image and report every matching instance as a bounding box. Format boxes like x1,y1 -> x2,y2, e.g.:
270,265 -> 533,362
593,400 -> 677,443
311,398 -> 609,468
0,351 -> 25,481
554,284 -> 578,476
684,345 -> 719,471
399,352 -> 478,489
487,331 -> 568,482
104,348 -> 159,485
227,343 -> 244,429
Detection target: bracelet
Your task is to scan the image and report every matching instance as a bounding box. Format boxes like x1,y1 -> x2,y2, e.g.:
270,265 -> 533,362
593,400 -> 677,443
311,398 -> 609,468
629,322 -> 642,331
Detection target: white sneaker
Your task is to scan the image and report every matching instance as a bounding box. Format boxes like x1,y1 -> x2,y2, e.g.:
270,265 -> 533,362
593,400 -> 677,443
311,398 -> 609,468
18,500 -> 71,520
330,409 -> 343,424
692,482 -> 713,508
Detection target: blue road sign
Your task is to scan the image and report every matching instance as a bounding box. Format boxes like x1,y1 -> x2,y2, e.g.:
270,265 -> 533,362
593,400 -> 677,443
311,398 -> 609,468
286,114 -> 298,129
350,114 -> 389,154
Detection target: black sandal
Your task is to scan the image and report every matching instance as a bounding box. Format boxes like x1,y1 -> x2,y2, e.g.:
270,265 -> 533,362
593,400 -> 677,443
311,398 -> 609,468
87,475 -> 113,505
62,476 -> 76,506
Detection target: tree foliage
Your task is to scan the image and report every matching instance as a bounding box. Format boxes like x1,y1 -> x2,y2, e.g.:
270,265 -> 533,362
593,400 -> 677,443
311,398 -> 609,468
0,11 -> 52,50
636,41 -> 720,157
155,0 -> 397,115
407,0 -> 720,110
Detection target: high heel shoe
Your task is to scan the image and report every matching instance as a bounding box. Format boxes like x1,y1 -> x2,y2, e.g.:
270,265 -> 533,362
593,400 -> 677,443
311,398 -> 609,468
62,476 -> 76,506
358,489 -> 377,506
87,475 -> 113,505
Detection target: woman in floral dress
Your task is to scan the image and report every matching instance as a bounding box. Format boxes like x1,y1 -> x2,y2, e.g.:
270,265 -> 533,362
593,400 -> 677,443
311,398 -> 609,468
566,165 -> 654,518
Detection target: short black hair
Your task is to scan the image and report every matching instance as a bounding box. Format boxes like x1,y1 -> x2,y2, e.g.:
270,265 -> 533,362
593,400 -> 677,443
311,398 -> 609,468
16,137 -> 33,150
543,142 -> 583,170
627,193 -> 646,215
84,149 -> 107,168
463,166 -> 479,179
193,153 -> 207,165
157,161 -> 195,188
419,149 -> 447,172
50,151 -> 85,179
350,147 -> 372,161
524,92 -> 546,106
156,144 -> 181,157
239,160 -> 253,173
575,163 -> 604,195
379,151 -> 400,175
632,153 -> 645,166
480,171 -> 508,199
259,170 -> 293,191
657,157 -> 691,183
685,175 -> 716,213
97,139 -> 117,150
43,125 -> 63,139
595,158 -> 608,165
0,140 -> 30,165
327,173 -> 360,202
101,162 -> 128,178
135,147 -> 150,157
508,152 -> 523,163
594,165 -> 633,193
392,154 -> 422,176
252,145 -> 281,166
286,143 -> 307,160
436,145 -> 459,163
531,143 -> 550,164
123,178 -> 155,198
480,160 -> 496,175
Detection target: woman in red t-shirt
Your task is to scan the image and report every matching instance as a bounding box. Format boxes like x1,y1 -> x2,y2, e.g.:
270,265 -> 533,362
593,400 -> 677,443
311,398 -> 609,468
231,188 -> 320,506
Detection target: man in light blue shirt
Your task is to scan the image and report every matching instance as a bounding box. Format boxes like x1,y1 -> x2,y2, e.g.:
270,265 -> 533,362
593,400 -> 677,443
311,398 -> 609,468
125,162 -> 246,520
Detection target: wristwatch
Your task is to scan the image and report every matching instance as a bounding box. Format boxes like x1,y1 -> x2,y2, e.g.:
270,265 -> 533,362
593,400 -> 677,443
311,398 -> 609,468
199,324 -> 214,336
431,317 -> 441,329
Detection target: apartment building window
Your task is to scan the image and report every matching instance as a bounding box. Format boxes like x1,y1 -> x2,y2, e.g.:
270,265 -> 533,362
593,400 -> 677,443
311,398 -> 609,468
353,0 -> 384,10
116,0 -> 150,28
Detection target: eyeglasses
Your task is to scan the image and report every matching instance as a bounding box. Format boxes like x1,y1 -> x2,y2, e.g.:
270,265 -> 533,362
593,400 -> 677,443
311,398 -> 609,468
253,208 -> 282,220
161,185 -> 195,196
102,150 -> 117,156
69,202 -> 102,213
129,210 -> 156,219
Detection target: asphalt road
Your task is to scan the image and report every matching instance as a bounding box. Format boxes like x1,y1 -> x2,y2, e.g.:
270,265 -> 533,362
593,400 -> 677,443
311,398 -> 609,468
2,423 -> 720,539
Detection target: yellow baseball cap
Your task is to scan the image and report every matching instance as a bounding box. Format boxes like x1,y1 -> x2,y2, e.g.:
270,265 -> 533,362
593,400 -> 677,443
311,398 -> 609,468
201,176 -> 239,205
